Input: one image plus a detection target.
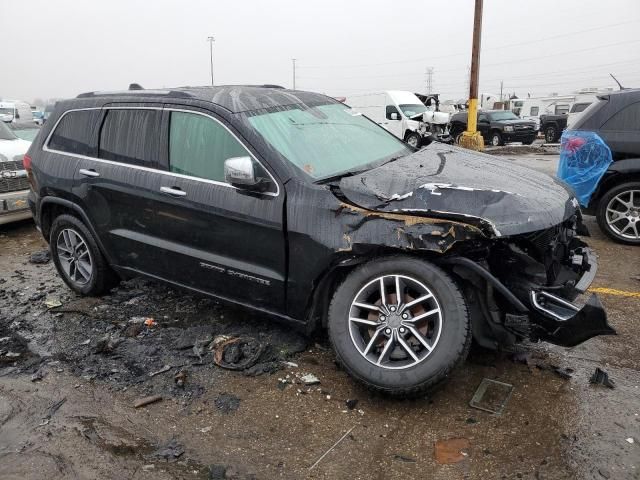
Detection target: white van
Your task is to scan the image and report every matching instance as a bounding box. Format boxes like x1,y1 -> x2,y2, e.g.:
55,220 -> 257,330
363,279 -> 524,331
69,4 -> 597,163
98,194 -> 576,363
0,101 -> 34,124
346,91 -> 428,147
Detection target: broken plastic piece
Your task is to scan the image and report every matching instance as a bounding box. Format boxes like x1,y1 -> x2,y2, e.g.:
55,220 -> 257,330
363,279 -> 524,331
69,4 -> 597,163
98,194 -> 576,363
434,438 -> 470,464
589,367 -> 615,389
469,378 -> 513,415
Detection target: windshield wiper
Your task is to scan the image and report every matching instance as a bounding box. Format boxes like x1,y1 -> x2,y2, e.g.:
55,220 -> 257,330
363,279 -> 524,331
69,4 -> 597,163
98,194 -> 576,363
315,169 -> 367,184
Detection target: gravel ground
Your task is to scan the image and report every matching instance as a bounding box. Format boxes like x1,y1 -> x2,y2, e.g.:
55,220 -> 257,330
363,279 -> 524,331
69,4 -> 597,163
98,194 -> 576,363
0,155 -> 638,479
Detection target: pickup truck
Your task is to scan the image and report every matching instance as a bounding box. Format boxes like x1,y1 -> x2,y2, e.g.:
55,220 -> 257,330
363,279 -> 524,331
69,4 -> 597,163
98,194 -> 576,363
449,110 -> 537,146
539,114 -> 567,143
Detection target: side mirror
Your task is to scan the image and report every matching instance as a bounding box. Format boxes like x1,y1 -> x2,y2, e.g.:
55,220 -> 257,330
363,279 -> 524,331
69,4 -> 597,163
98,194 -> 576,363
224,156 -> 269,192
390,112 -> 399,120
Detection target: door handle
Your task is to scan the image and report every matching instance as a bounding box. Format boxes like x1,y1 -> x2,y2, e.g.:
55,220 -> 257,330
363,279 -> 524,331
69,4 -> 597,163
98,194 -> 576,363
79,168 -> 100,178
160,186 -> 187,197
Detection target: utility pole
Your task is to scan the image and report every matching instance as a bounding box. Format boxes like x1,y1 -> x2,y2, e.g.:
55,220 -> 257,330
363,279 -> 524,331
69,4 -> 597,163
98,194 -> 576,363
292,58 -> 297,90
426,67 -> 434,94
500,80 -> 504,103
207,36 -> 215,86
460,0 -> 484,151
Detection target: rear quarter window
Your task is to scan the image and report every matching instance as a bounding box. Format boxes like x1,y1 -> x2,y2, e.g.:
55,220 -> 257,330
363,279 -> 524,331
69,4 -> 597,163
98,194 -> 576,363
47,109 -> 101,156
98,109 -> 162,167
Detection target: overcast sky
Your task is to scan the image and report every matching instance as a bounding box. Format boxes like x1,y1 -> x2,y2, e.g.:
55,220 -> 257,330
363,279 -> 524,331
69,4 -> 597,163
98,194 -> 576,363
2,0 -> 639,104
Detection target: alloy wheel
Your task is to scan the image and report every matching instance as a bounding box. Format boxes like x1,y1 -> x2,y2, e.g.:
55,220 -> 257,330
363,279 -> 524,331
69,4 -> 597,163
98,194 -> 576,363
348,274 -> 443,370
491,135 -> 500,146
606,190 -> 640,240
56,228 -> 93,285
407,135 -> 419,148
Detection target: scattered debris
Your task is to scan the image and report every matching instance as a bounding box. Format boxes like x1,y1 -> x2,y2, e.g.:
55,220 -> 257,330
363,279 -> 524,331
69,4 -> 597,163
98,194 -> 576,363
93,334 -> 121,354
174,370 -> 187,388
309,426 -> 356,470
590,368 -> 615,389
152,438 -> 184,462
149,365 -> 172,377
31,369 -> 46,382
29,250 -> 50,264
133,395 -> 163,409
214,393 -> 240,414
213,336 -> 265,371
43,397 -> 67,421
244,361 -> 280,376
200,426 -> 212,433
345,399 -> 358,410
44,297 -> 62,309
393,454 -> 417,463
282,361 -> 298,368
300,373 -> 320,386
79,339 -> 91,346
144,317 -> 156,327
434,438 -> 470,464
626,437 -> 635,444
510,351 -> 531,365
598,467 -> 612,479
551,366 -> 574,380
469,378 -> 513,415
209,464 -> 227,479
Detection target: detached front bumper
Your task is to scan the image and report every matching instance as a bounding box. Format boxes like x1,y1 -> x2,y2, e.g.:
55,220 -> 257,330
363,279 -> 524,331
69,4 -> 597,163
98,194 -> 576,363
528,245 -> 615,347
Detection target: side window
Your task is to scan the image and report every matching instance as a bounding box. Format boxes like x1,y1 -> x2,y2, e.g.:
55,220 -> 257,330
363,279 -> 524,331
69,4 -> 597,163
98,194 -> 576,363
386,105 -> 400,120
99,109 -> 162,167
478,113 -> 488,122
168,111 -> 250,183
530,106 -> 539,116
48,109 -> 101,156
601,102 -> 640,131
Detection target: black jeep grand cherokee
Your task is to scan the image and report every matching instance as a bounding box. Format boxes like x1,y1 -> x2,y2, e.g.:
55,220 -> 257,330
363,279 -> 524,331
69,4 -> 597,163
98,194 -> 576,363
25,86 -> 613,396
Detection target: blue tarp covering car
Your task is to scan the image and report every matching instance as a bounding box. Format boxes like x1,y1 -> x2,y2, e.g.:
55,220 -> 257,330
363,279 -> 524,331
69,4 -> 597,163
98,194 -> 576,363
557,131 -> 613,207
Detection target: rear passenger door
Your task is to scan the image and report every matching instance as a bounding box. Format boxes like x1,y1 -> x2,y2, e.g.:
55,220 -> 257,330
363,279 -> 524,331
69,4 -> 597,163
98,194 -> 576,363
151,107 -> 286,311
599,101 -> 640,156
73,106 -> 168,275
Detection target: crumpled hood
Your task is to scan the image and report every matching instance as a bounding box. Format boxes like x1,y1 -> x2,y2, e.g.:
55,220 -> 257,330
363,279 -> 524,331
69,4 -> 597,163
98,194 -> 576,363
338,143 -> 578,237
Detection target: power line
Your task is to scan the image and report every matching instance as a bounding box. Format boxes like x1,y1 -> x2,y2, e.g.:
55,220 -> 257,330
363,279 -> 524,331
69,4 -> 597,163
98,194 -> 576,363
297,19 -> 640,70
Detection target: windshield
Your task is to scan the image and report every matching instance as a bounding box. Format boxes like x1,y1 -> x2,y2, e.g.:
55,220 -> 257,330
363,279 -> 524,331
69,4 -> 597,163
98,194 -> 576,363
488,111 -> 519,121
0,107 -> 15,116
398,104 -> 427,118
246,103 -> 412,180
0,121 -> 18,140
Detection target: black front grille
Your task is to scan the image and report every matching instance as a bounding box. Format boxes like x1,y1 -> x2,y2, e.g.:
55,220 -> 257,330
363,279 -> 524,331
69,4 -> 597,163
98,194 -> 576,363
0,160 -> 29,193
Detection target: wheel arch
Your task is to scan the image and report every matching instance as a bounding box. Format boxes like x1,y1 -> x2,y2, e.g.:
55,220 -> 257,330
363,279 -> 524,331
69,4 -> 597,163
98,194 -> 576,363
39,196 -> 115,265
306,248 -> 448,333
588,168 -> 640,210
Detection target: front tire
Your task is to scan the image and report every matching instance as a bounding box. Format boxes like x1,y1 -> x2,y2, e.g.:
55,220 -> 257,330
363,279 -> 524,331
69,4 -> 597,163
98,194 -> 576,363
50,214 -> 118,295
490,131 -> 503,146
596,182 -> 640,245
405,132 -> 422,149
328,256 -> 471,397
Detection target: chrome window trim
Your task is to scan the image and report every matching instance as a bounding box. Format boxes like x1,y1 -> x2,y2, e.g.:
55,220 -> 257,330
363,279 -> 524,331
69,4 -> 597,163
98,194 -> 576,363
42,106 -> 280,197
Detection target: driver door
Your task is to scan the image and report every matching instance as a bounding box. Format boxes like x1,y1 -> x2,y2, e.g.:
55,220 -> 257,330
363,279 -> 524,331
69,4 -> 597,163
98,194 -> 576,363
384,104 -> 404,139
150,107 -> 286,311
477,112 -> 490,139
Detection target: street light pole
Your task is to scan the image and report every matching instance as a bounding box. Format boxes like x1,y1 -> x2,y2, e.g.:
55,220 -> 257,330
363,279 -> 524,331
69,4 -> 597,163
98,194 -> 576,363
460,0 -> 484,151
292,58 -> 296,90
207,36 -> 215,86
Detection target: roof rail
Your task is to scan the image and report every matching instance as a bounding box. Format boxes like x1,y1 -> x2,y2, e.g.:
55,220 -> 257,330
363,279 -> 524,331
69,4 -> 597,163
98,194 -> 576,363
76,89 -> 194,99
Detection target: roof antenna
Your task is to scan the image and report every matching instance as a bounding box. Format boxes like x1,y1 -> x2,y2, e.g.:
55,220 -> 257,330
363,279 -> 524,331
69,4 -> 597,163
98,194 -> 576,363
609,73 -> 624,90
128,83 -> 144,90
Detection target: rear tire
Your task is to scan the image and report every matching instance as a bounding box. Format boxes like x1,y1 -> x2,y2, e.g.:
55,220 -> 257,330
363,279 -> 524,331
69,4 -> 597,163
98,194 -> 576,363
328,256 -> 471,397
544,125 -> 558,143
596,182 -> 640,245
50,214 -> 118,295
490,131 -> 503,146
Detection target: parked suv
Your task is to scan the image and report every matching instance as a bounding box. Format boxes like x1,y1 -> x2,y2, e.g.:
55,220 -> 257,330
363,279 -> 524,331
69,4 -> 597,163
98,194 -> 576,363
26,86 -> 613,396
566,89 -> 640,245
449,110 -> 537,146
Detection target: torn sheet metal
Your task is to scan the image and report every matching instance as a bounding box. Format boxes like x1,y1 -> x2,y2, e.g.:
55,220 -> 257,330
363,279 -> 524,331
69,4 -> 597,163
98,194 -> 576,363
338,143 -> 579,237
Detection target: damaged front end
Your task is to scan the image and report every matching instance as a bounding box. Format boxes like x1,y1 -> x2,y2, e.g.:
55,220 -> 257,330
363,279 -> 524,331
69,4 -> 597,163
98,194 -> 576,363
444,214 -> 615,349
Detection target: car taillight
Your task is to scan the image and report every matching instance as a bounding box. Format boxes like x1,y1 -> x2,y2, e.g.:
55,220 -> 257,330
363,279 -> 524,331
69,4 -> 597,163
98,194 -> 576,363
23,154 -> 32,171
